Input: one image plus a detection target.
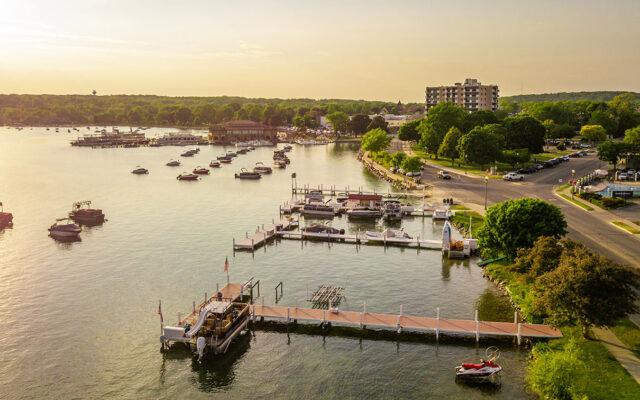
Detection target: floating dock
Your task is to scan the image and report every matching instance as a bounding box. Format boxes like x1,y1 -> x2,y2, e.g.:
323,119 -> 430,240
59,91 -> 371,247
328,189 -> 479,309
233,217 -> 299,251
276,230 -> 443,249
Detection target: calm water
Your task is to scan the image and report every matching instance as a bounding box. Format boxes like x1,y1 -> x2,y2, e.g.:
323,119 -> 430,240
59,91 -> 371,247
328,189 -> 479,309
0,127 -> 531,399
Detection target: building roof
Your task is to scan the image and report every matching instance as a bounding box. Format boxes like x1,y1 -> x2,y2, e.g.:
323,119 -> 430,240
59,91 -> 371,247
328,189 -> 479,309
348,194 -> 382,201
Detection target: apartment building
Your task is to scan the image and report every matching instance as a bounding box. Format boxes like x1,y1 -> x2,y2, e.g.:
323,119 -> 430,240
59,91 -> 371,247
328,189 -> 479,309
425,78 -> 499,113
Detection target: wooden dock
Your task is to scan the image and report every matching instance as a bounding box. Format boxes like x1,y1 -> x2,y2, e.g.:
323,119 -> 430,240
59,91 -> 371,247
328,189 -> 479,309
250,304 -> 562,344
292,184 -> 426,199
233,217 -> 299,251
276,230 -> 442,249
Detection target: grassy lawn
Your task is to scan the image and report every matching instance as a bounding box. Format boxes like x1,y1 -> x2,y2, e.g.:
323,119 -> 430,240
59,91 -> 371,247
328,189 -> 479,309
485,261 -> 640,398
610,318 -> 640,358
559,193 -> 594,210
555,183 -> 571,192
537,327 -> 640,399
612,221 -> 640,234
450,209 -> 484,237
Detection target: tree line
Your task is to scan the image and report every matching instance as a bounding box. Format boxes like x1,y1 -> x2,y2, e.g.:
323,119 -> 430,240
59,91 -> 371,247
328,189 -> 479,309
0,94 -> 422,127
399,93 -> 640,168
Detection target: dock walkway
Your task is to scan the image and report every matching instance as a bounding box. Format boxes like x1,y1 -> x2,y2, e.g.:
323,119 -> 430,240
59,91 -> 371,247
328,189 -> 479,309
233,217 -> 299,251
276,230 -> 442,249
250,304 -> 562,343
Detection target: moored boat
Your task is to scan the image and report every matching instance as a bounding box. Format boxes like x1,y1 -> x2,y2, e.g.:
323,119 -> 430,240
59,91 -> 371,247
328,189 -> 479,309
48,218 -> 81,241
181,151 -> 195,157
131,166 -> 149,174
455,347 -> 502,384
166,159 -> 181,167
177,173 -> 199,181
302,224 -> 344,234
382,201 -> 403,221
209,160 -> 221,168
68,201 -> 105,225
365,229 -> 412,242
300,203 -> 337,217
193,167 -> 210,175
235,168 -> 261,179
273,160 -> 286,169
253,162 -> 272,174
346,207 -> 382,219
0,201 -> 13,228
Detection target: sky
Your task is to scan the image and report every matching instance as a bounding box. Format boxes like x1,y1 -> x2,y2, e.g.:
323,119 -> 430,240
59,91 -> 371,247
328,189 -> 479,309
0,0 -> 639,102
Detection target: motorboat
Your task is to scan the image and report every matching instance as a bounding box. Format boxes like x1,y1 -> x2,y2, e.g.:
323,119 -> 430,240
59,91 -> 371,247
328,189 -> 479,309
191,148 -> 200,153
347,207 -> 382,219
226,151 -> 238,158
302,224 -> 345,234
0,202 -> 13,228
365,229 -> 413,242
166,159 -> 181,167
455,347 -> 502,384
68,201 -> 105,226
382,202 -> 403,221
235,168 -> 261,179
48,218 -> 81,241
237,148 -> 248,155
209,161 -> 221,168
300,203 -> 337,217
274,154 -> 290,164
193,167 -> 210,175
385,200 -> 415,215
217,155 -> 232,162
253,162 -> 272,174
131,166 -> 148,174
305,190 -> 324,202
181,151 -> 195,157
283,145 -> 293,152
177,173 -> 199,181
432,205 -> 452,220
273,160 -> 287,169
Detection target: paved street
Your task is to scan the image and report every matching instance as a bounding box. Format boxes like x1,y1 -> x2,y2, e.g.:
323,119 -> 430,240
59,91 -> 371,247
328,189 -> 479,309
420,155 -> 640,267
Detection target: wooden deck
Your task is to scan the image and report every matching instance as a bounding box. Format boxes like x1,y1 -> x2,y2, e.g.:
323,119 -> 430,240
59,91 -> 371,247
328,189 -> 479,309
250,304 -> 562,343
292,185 -> 426,199
233,217 -> 298,250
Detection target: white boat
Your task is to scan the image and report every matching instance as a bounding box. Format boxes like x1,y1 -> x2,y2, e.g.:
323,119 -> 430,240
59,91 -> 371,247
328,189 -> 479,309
273,160 -> 286,169
235,168 -> 261,180
455,347 -> 502,384
432,204 -> 451,220
382,202 -> 403,221
347,207 -> 382,219
305,190 -> 324,202
365,228 -> 413,242
156,132 -> 204,146
300,203 -> 337,217
253,162 -> 272,174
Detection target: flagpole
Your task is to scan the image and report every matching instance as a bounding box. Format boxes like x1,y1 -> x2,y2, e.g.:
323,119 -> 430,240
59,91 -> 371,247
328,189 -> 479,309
159,300 -> 164,336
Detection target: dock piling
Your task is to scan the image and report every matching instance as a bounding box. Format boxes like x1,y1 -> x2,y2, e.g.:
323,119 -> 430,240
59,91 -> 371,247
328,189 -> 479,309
514,311 -> 518,324
287,307 -> 290,325
517,323 -> 522,345
436,307 -> 440,340
475,309 -> 479,342
359,313 -> 363,329
363,301 -> 366,314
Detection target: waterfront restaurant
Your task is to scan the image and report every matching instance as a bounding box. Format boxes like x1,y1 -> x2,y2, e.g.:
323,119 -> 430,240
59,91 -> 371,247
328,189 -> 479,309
208,120 -> 278,144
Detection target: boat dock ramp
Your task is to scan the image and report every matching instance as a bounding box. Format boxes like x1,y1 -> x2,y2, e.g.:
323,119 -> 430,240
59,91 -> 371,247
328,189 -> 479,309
233,217 -> 299,251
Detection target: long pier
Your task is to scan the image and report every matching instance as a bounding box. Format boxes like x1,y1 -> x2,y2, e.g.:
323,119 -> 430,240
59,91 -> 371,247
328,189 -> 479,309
276,230 -> 443,249
249,304 -> 562,344
292,184 -> 427,199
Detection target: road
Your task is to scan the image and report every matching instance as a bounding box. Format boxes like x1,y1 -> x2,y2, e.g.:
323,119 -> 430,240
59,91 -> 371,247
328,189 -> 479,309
420,155 -> 639,267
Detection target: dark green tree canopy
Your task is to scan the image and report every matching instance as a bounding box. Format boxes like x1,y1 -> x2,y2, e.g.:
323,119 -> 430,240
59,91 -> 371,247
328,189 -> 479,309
361,128 -> 391,153
477,198 -> 567,260
502,115 -> 546,153
438,126 -> 463,165
597,140 -> 628,169
462,110 -> 498,133
456,125 -> 503,169
402,156 -> 423,172
367,115 -> 389,133
398,119 -> 422,141
419,102 -> 467,157
350,114 -> 371,135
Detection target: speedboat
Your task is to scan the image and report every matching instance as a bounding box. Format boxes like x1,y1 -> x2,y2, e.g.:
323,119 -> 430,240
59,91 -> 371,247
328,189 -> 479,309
274,154 -> 290,164
385,200 -> 415,215
217,155 -> 232,163
166,159 -> 181,167
365,229 -> 412,242
302,224 -> 344,234
382,202 -> 403,221
209,161 -> 221,168
0,202 -> 13,229
455,347 -> 502,384
193,167 -> 210,175
181,151 -> 195,157
237,148 -> 248,155
235,168 -> 261,180
68,201 -> 105,226
305,190 -> 324,202
131,166 -> 148,174
48,218 -> 81,241
347,207 -> 382,219
177,173 -> 199,181
226,151 -> 238,158
300,203 -> 337,217
253,162 -> 272,174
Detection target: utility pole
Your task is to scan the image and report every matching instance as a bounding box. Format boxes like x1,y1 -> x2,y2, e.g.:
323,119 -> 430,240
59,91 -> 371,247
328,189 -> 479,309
484,176 -> 489,210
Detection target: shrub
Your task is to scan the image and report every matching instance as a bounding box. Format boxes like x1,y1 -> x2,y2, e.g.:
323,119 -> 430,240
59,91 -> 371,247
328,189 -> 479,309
527,339 -> 587,400
578,192 -> 602,201
601,197 -> 626,209
556,142 -> 566,151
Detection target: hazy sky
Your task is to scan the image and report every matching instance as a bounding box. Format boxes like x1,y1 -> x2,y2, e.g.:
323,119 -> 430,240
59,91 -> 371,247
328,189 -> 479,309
1,0 -> 639,101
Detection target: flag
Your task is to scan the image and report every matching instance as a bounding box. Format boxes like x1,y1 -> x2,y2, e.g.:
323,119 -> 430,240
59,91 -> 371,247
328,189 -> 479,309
157,300 -> 163,323
224,257 -> 229,272
291,172 -> 296,179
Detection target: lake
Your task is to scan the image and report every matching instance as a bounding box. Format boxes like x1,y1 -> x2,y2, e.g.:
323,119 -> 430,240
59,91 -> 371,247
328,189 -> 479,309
0,127 -> 531,399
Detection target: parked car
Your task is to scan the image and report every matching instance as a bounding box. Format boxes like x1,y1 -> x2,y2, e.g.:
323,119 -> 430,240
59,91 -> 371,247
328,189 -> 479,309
561,156 -> 570,162
568,152 -> 580,158
534,163 -> 544,170
438,171 -> 451,180
578,151 -> 588,156
618,173 -> 628,181
406,171 -> 421,177
542,161 -> 554,168
503,172 -> 525,181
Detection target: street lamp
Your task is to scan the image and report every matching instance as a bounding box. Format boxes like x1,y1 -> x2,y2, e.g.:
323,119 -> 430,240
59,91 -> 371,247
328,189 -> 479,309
571,169 -> 575,199
484,176 -> 489,210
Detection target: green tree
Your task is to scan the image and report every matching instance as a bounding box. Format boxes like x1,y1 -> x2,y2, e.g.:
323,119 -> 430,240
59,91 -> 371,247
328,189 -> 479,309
624,126 -> 640,154
175,107 -> 193,125
438,126 -> 463,165
361,128 -> 391,153
390,151 -> 407,168
609,93 -> 640,137
194,103 -> 216,125
419,102 -> 466,158
398,119 -> 422,141
532,240 -> 640,336
580,124 -> 607,145
510,236 -> 562,278
502,115 -> 546,153
501,148 -> 530,169
326,111 -> 350,133
402,156 -> 423,172
598,140 -> 628,169
462,110 -> 498,133
588,109 -> 617,136
498,98 -> 521,115
367,115 -> 389,133
216,104 -> 234,122
456,125 -> 503,169
350,114 -> 371,135
127,106 -> 148,125
477,198 -> 567,260
293,115 -> 305,131
550,123 -> 576,139
527,339 -> 587,400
